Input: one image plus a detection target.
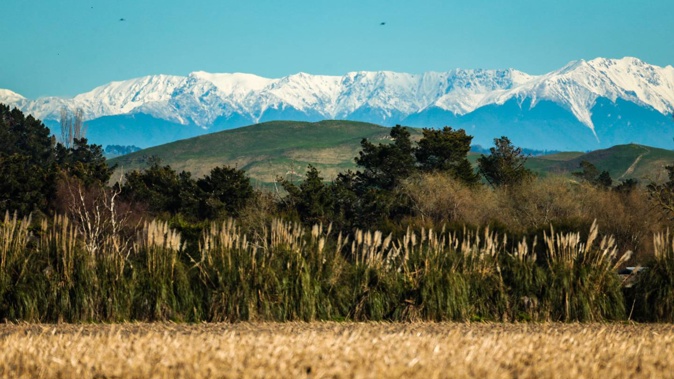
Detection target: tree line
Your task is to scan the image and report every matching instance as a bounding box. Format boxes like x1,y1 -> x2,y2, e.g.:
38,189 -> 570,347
0,105 -> 531,229
2,103 -> 674,254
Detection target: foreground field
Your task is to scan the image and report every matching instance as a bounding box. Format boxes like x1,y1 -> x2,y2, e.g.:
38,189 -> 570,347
1,323 -> 674,378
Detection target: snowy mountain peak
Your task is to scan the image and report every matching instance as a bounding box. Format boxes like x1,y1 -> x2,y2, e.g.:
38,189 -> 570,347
0,89 -> 26,105
189,71 -> 275,95
432,68 -> 538,115
3,57 -> 673,141
71,74 -> 186,119
481,57 -> 674,134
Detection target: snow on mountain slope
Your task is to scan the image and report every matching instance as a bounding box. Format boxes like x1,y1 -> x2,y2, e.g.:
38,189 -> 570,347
335,71 -> 444,118
0,89 -> 26,105
16,75 -> 186,123
165,69 -> 522,125
169,74 -> 241,126
482,57 -> 674,134
254,73 -> 341,118
72,74 -> 186,120
191,72 -> 275,97
432,68 -> 536,115
19,96 -> 70,121
3,57 -> 673,138
587,57 -> 674,114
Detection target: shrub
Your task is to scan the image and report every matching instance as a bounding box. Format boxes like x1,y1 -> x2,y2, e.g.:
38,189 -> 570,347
401,173 -> 498,227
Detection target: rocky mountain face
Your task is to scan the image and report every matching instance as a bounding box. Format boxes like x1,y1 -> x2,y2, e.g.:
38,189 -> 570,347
2,57 -> 673,150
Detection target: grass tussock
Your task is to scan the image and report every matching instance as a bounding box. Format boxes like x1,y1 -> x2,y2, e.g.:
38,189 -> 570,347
542,221 -> 630,321
1,323 -> 673,379
628,230 -> 674,321
1,210 -> 651,322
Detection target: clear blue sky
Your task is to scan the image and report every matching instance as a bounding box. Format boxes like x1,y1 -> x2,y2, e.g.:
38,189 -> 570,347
2,0 -> 673,98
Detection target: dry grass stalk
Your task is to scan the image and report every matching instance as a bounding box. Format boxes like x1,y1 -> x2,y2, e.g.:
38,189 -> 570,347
0,212 -> 31,271
139,220 -> 182,252
653,230 -> 674,262
512,235 -> 538,262
137,220 -> 182,279
545,220 -> 631,269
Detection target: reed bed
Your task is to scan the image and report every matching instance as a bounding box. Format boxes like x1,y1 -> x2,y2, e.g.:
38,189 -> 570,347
1,322 -> 673,379
0,211 -> 672,322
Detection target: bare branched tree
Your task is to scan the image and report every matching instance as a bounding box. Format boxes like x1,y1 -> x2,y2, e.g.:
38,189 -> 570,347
648,166 -> 674,219
60,107 -> 87,148
60,172 -> 135,260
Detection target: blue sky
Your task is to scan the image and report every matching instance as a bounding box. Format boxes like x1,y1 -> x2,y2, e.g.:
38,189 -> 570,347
2,0 -> 673,98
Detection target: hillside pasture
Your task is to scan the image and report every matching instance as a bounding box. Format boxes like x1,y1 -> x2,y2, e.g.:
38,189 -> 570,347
110,120 -> 674,186
110,120 -> 422,184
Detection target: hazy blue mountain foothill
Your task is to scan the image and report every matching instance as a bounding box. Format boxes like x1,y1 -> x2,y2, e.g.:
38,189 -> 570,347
46,113 -> 205,148
3,57 -> 673,150
403,99 -> 599,151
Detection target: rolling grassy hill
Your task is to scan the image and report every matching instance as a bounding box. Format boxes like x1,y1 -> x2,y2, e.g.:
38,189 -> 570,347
110,120 -> 674,185
527,144 -> 674,182
110,120 -> 422,185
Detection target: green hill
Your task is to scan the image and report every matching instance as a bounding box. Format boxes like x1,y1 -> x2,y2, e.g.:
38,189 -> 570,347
110,121 -> 674,185
110,120 -> 421,185
527,144 -> 674,182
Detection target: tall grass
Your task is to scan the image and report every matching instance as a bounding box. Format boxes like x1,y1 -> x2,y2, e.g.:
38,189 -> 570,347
195,220 -> 349,321
0,213 -> 193,322
0,211 -> 659,322
133,220 -> 195,321
40,215 -> 97,322
542,221 -> 629,321
629,230 -> 674,321
390,227 -> 503,321
0,212 -> 39,320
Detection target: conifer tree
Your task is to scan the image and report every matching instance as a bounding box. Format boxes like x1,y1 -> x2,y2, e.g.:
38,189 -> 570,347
415,126 -> 479,185
0,104 -> 56,215
477,136 -> 533,188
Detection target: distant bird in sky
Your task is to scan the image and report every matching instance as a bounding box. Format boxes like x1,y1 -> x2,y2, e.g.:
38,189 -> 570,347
119,18 -> 126,22
380,22 -> 386,26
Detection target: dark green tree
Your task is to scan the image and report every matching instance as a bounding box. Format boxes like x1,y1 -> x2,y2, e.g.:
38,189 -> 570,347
177,170 -> 202,219
415,126 -> 479,185
0,104 -> 54,163
595,171 -> 613,188
573,160 -> 600,183
614,178 -> 639,194
572,160 -> 612,189
355,125 -> 416,191
279,165 -> 334,225
121,158 -> 185,216
197,165 -> 254,219
0,104 -> 57,216
344,125 -> 416,229
330,170 -> 361,229
0,154 -> 54,216
56,138 -> 115,187
477,136 -> 533,188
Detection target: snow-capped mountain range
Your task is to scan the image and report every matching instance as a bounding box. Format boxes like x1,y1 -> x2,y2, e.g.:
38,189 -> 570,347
2,57 -> 673,150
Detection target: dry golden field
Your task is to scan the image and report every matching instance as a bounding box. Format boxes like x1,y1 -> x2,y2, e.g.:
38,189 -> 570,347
2,323 -> 674,379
